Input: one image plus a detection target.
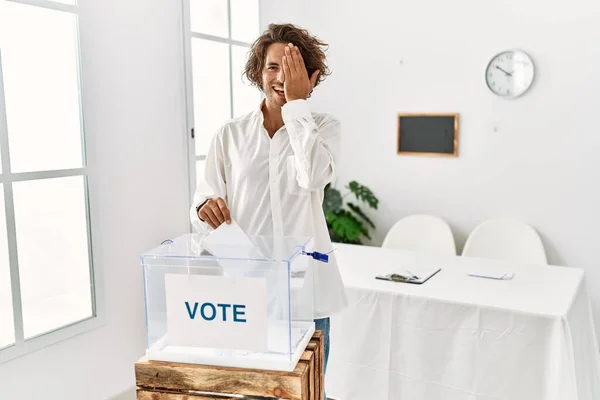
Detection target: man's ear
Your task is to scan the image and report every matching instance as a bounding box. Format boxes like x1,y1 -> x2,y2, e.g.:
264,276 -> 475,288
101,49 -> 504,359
310,70 -> 320,88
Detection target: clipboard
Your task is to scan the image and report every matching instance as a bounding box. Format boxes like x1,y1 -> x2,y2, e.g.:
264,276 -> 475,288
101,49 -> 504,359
375,268 -> 441,285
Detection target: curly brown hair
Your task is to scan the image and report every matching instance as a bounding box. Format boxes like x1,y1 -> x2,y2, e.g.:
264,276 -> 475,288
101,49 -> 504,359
243,23 -> 331,91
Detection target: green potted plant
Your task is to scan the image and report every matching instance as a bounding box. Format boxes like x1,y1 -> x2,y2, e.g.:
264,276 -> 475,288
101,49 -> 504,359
322,181 -> 379,244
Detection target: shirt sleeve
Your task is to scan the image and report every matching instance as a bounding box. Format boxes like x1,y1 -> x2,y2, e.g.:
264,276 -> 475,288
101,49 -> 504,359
282,99 -> 340,191
189,128 -> 228,233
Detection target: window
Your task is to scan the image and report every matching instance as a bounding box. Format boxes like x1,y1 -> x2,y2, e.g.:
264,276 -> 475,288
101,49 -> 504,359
182,0 -> 261,196
0,0 -> 96,362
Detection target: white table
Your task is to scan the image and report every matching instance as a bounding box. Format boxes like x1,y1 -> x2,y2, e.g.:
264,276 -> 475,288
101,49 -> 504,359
327,244 -> 600,400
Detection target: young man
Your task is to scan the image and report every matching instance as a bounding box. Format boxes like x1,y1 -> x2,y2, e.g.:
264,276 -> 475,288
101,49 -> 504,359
189,23 -> 347,392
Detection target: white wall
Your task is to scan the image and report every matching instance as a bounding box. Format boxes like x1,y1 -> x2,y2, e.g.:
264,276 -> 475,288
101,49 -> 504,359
261,0 -> 600,333
0,0 -> 190,398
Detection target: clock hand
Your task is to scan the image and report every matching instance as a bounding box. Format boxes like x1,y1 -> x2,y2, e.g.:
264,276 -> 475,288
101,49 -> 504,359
495,65 -> 512,77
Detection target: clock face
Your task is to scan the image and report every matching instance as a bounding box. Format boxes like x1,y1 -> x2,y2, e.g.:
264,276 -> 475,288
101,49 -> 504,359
485,50 -> 535,98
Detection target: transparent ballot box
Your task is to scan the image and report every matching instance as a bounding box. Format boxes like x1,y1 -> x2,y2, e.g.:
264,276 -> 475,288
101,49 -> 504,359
140,233 -> 315,371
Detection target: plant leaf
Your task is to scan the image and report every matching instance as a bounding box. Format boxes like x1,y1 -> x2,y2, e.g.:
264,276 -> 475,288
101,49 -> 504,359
325,210 -> 337,224
328,210 -> 364,241
323,185 -> 343,213
347,181 -> 379,210
347,203 -> 375,228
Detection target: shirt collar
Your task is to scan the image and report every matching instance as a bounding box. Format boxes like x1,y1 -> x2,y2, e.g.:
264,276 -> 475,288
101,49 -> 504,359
255,98 -> 266,124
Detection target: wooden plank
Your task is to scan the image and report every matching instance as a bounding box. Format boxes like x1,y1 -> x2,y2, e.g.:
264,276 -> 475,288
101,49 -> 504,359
137,389 -> 237,400
300,349 -> 316,400
135,358 -> 309,400
301,364 -> 310,400
310,330 -> 325,400
308,350 -> 316,400
306,344 -> 317,400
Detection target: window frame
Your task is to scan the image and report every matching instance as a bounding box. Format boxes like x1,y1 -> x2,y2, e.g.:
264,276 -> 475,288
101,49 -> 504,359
0,0 -> 103,363
181,0 -> 262,208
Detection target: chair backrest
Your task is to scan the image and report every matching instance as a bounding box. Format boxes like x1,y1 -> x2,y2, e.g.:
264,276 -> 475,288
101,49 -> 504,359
381,214 -> 456,256
462,218 -> 547,264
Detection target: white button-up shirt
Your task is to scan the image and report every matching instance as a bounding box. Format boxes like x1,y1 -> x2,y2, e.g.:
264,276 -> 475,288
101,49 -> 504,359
189,99 -> 348,318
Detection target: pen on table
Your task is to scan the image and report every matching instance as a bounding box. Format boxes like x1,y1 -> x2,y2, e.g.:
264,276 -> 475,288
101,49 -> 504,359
405,270 -> 419,279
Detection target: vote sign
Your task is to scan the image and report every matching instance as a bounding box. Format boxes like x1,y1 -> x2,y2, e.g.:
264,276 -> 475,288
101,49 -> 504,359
164,274 -> 268,352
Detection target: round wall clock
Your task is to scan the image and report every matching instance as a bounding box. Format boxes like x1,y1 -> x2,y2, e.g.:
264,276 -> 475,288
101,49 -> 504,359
485,50 -> 535,98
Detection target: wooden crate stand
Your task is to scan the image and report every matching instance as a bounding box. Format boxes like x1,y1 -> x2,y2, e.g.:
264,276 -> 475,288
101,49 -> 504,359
135,330 -> 324,400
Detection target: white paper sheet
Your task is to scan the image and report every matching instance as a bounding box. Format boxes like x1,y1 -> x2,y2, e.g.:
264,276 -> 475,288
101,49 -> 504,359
203,219 -> 254,250
467,268 -> 515,280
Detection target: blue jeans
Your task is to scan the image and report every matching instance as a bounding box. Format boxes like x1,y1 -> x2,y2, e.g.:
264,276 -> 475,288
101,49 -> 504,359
314,317 -> 330,400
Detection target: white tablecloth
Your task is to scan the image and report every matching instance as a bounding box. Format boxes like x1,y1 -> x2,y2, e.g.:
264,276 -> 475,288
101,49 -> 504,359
327,244 -> 600,400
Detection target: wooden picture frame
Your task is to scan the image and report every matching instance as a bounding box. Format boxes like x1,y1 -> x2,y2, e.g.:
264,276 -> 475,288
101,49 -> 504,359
397,113 -> 459,157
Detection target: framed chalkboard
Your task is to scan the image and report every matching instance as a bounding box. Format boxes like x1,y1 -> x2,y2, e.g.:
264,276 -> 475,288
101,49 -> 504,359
397,113 -> 459,157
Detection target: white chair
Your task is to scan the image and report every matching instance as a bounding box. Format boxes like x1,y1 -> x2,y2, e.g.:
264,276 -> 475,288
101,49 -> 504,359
461,218 -> 547,264
381,214 -> 456,256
